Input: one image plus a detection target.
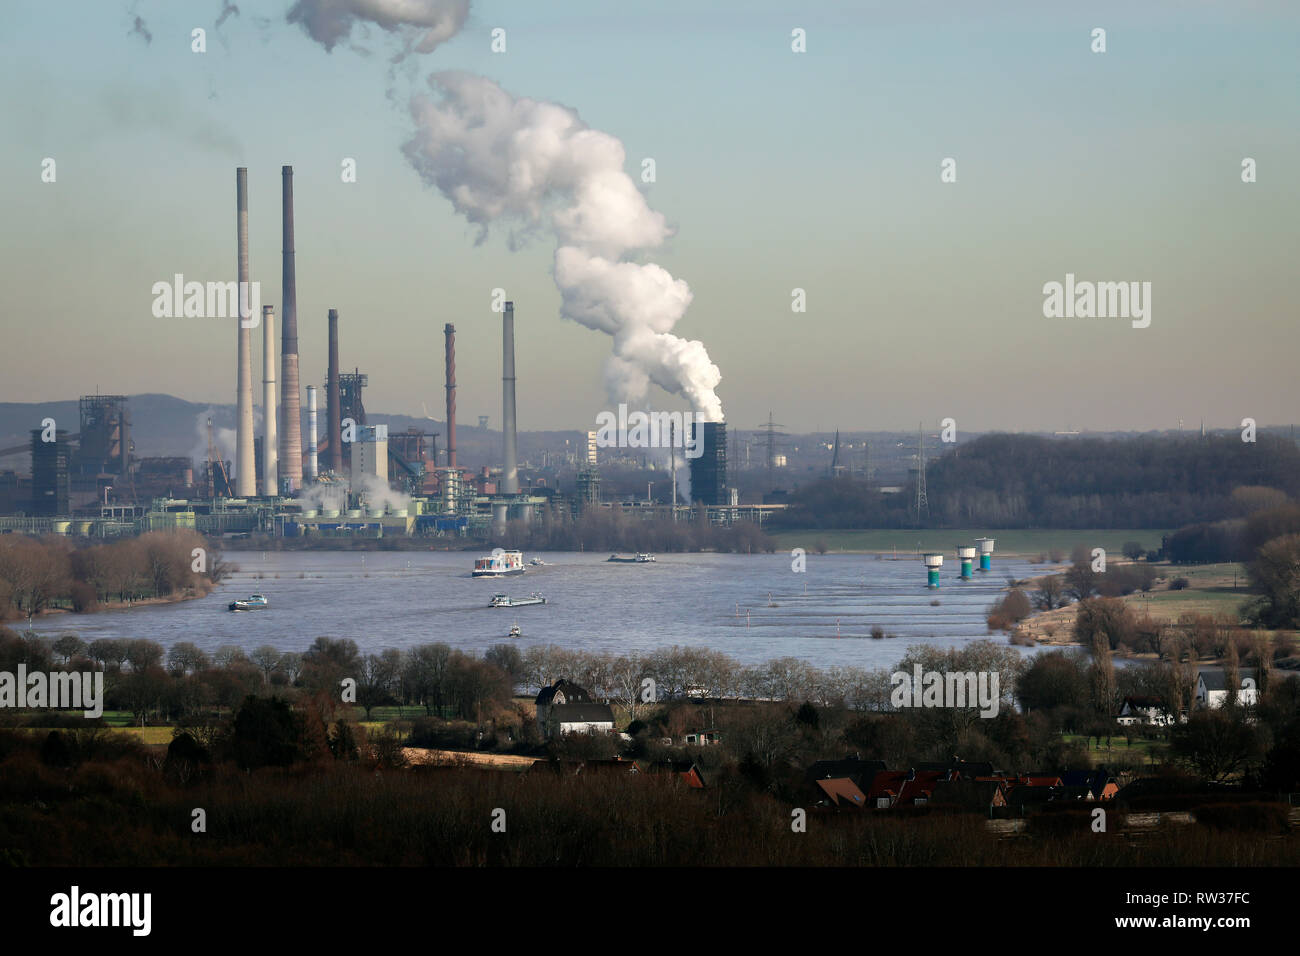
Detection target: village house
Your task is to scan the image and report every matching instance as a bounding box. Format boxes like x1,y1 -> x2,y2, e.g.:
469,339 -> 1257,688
534,679 -> 615,740
1195,669 -> 1259,709
1117,695 -> 1178,726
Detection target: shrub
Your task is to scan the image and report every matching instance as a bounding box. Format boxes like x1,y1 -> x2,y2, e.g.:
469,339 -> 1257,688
1170,577 -> 1190,591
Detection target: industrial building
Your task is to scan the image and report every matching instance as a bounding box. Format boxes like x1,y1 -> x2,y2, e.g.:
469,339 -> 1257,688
0,165 -> 782,540
689,420 -> 728,506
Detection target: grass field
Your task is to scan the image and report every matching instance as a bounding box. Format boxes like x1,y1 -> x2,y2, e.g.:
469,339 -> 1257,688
1122,562 -> 1251,621
769,529 -> 1170,556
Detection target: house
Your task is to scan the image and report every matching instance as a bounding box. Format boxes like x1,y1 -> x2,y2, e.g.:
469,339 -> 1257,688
684,729 -> 723,746
535,679 -> 609,739
1060,770 -> 1118,801
806,756 -> 886,786
806,756 -> 886,809
929,779 -> 1006,813
1117,696 -> 1176,726
865,769 -> 951,808
1196,669 -> 1259,709
1003,784 -> 1059,812
815,777 -> 869,809
915,760 -> 995,779
545,702 -> 615,739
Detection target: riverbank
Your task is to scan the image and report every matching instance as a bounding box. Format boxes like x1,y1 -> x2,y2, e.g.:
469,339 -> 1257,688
1,584 -> 215,624
768,528 -> 1169,557
1007,561 -> 1258,647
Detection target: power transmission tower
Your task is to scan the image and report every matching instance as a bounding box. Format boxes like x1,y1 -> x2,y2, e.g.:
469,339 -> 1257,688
759,411 -> 785,486
914,422 -> 929,522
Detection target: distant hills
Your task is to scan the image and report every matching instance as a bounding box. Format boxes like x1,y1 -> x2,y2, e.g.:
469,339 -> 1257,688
0,394 -> 583,470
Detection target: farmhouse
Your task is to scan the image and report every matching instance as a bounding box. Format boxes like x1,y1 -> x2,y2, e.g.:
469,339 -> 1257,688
545,702 -> 614,739
1195,669 -> 1259,709
1117,696 -> 1177,726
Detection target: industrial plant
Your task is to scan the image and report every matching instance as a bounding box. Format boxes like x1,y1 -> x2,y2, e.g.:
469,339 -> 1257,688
0,167 -> 777,541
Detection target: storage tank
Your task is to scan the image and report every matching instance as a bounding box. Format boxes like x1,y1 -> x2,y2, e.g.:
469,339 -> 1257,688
923,552 -> 943,589
976,538 -> 995,571
957,546 -> 976,579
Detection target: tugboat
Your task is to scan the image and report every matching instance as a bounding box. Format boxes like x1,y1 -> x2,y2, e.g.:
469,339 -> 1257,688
490,592 -> 547,608
473,550 -> 526,577
228,593 -> 269,612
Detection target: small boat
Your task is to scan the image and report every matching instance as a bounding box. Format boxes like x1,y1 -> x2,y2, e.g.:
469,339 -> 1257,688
228,593 -> 269,612
529,557 -> 547,566
490,592 -> 547,608
473,550 -> 526,577
508,623 -> 522,638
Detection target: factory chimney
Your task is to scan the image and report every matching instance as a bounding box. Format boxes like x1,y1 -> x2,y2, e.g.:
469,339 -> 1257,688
327,309 -> 343,474
502,302 -> 518,495
306,385 -> 319,480
278,166 -> 303,492
235,168 -> 256,497
262,304 -> 277,496
444,323 -> 457,469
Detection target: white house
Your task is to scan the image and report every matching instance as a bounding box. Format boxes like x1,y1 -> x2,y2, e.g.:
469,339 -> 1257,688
1195,669 -> 1259,709
1116,696 -> 1178,726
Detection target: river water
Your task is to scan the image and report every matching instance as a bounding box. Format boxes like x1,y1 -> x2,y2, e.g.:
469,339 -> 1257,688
25,551 -> 1043,669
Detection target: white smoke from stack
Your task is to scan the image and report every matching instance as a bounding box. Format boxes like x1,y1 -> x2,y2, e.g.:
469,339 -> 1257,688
403,71 -> 724,423
189,411 -> 237,466
354,473 -> 412,512
287,0 -> 468,54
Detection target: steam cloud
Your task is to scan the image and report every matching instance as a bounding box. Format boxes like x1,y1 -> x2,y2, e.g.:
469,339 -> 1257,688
287,0 -> 468,54
286,0 -> 724,422
403,72 -> 724,422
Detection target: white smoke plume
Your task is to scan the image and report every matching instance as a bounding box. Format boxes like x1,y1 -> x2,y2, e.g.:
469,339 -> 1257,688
287,0 -> 468,54
354,473 -> 412,512
297,481 -> 348,512
403,71 -> 724,423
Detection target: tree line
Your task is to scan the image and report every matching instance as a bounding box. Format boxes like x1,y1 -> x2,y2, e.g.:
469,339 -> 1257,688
771,433 -> 1300,530
0,530 -> 225,620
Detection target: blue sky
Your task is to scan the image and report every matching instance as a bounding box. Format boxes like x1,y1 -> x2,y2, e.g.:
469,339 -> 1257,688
1,0 -> 1297,433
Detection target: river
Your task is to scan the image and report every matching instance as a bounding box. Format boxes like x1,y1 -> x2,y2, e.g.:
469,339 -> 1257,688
24,551 -> 1045,669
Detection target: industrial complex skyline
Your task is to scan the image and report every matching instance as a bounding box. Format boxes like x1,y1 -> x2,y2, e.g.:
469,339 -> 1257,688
2,1 -> 1298,434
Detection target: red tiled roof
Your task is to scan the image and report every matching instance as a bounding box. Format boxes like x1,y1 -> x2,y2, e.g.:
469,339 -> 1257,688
816,777 -> 867,808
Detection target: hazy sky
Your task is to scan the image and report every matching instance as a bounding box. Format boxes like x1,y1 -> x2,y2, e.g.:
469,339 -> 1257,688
1,0 -> 1296,434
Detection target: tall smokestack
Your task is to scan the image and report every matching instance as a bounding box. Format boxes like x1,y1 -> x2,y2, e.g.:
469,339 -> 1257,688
306,385 -> 319,480
235,167 -> 256,497
327,309 -> 342,474
444,323 -> 457,469
262,304 -> 277,496
502,301 -> 518,495
279,165 -> 303,492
